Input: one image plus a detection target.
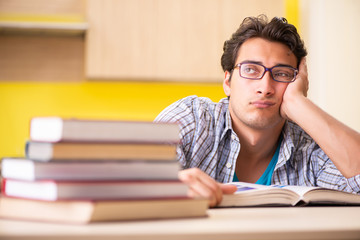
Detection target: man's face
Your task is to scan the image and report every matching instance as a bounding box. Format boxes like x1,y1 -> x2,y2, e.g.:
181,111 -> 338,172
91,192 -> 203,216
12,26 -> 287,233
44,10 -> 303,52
223,37 -> 297,130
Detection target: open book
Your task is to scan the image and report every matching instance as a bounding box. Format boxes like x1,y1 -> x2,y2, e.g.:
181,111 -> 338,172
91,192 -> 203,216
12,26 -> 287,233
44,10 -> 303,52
218,182 -> 360,207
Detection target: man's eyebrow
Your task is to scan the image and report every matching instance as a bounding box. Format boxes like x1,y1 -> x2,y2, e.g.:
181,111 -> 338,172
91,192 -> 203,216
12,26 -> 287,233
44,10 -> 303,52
240,60 -> 262,65
240,60 -> 296,69
275,63 -> 297,69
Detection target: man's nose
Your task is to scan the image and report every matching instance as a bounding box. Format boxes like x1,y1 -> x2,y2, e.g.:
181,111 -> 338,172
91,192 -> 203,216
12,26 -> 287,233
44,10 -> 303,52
256,71 -> 275,96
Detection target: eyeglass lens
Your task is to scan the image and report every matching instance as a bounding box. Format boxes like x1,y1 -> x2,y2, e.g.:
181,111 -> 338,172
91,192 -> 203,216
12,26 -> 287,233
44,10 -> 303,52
240,63 -> 296,82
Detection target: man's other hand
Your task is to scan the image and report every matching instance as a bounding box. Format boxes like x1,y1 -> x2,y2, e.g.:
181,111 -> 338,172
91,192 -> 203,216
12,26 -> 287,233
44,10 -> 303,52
281,57 -> 309,120
178,168 -> 237,207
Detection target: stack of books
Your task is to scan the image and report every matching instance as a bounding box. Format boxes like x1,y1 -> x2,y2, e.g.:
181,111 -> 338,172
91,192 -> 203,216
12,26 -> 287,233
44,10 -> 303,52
0,117 -> 208,224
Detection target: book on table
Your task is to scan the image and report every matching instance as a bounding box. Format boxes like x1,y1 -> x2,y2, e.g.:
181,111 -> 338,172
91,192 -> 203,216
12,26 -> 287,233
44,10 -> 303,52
0,196 -> 208,224
2,179 -> 189,201
0,117 -> 209,224
218,182 -> 360,207
25,141 -> 177,161
29,117 -> 180,143
1,158 -> 180,181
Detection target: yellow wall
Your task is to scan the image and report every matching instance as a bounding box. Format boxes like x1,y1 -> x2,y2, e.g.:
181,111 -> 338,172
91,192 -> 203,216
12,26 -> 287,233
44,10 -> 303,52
0,81 -> 224,157
0,1 -> 297,158
285,0 -> 299,29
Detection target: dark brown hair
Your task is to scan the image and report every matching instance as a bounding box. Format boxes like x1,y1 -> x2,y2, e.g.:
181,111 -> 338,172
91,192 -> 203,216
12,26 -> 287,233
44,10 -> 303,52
221,15 -> 307,73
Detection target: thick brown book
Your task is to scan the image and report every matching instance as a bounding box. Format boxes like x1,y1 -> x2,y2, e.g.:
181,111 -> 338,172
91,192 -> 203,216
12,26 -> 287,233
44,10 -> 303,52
2,178 -> 188,201
0,196 -> 208,224
30,117 -> 180,143
25,141 -> 177,161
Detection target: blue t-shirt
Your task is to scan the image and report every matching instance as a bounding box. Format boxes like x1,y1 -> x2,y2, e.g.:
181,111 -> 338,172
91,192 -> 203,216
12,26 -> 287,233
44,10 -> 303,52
232,139 -> 281,185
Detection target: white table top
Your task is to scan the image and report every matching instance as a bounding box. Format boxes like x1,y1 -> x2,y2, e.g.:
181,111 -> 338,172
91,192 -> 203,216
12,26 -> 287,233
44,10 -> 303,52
1,206 -> 360,240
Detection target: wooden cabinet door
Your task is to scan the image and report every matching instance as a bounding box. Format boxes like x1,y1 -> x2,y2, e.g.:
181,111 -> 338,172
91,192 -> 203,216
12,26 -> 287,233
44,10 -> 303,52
86,0 -> 284,82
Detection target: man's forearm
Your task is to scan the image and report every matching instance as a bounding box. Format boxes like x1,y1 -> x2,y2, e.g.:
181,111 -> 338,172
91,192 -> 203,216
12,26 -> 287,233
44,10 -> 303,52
286,95 -> 360,178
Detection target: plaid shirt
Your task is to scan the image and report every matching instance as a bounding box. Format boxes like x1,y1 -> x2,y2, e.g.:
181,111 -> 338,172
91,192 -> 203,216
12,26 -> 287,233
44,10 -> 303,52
155,95 -> 360,194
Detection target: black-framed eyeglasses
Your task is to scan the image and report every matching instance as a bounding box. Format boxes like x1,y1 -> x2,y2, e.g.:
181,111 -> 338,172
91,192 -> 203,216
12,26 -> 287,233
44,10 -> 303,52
233,62 -> 298,83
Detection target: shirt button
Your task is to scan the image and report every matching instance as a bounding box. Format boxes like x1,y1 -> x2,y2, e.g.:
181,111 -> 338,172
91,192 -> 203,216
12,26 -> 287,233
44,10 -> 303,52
226,163 -> 232,169
231,134 -> 236,140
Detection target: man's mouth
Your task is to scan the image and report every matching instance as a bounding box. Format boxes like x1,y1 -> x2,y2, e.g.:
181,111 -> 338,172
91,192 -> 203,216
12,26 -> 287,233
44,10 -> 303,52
251,100 -> 276,108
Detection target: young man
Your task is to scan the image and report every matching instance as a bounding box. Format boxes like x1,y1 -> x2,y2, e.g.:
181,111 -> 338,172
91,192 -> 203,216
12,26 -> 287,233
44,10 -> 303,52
155,16 -> 360,206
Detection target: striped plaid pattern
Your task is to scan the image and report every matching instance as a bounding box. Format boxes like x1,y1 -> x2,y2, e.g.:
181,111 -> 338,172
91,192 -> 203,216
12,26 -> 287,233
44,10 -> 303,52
155,95 -> 360,194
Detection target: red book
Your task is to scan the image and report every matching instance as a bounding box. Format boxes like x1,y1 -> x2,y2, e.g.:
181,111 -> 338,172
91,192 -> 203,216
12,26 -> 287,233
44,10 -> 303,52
2,178 -> 189,201
1,158 -> 180,181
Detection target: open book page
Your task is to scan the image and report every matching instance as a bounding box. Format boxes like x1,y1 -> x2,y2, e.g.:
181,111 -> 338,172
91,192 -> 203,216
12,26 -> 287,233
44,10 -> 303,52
219,182 -> 302,207
231,182 -> 322,196
280,185 -> 320,197
231,182 -> 318,193
231,181 -> 272,192
252,184 -> 360,205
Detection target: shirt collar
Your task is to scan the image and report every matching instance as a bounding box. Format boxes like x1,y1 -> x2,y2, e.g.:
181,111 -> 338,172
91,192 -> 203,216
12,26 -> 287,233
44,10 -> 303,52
277,121 -> 297,169
220,98 -> 234,141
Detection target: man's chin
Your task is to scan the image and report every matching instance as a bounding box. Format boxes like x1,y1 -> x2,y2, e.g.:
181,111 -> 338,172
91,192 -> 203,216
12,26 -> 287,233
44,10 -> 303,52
242,115 -> 285,130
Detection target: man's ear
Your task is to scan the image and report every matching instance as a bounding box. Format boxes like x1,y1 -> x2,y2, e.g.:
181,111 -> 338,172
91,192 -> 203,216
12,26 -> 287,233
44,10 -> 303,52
223,71 -> 232,97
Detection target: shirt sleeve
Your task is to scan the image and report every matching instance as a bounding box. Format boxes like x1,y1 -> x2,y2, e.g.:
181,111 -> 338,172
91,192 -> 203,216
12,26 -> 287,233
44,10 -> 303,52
154,96 -> 199,169
310,147 -> 360,194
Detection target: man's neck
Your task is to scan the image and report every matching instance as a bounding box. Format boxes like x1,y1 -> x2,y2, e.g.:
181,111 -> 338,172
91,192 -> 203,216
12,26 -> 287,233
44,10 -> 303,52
232,119 -> 285,183
233,119 -> 284,161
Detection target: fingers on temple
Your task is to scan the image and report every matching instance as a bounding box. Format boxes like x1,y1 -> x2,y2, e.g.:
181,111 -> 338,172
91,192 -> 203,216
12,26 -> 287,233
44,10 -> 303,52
300,57 -> 308,73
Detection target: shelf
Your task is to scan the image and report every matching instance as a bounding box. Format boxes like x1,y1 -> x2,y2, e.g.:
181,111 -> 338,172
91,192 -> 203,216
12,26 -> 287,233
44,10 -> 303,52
0,21 -> 88,35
